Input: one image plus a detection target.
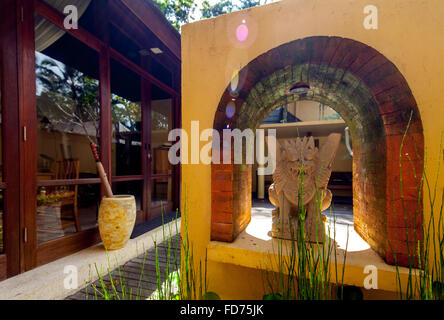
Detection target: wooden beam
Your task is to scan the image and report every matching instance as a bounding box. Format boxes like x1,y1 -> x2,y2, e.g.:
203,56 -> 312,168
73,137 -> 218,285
141,56 -> 152,222
37,178 -> 101,187
172,67 -> 181,210
34,0 -> 103,52
99,47 -> 112,198
111,175 -> 144,182
36,228 -> 100,267
108,0 -> 179,73
0,255 -> 6,281
109,47 -> 177,97
151,174 -> 173,180
120,0 -> 181,60
34,0 -> 178,97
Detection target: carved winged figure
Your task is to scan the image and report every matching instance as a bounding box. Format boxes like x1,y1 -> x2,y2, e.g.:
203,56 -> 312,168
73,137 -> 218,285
266,133 -> 341,242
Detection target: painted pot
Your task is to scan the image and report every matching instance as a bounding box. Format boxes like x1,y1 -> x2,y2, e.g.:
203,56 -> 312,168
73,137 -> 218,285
98,195 -> 136,250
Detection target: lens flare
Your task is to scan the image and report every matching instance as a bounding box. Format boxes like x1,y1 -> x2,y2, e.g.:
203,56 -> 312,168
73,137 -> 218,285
230,69 -> 239,93
226,102 -> 236,119
236,24 -> 249,42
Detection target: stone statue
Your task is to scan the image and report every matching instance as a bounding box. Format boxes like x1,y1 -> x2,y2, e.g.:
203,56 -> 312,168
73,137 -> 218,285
266,133 -> 341,242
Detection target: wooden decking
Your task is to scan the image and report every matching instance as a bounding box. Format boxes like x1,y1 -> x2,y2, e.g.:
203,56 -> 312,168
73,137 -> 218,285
65,234 -> 181,300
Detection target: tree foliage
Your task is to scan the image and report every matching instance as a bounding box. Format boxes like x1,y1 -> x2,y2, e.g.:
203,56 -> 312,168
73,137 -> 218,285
200,0 -> 234,19
36,56 -> 100,132
201,0 -> 262,18
152,0 -> 197,32
152,0 -> 265,31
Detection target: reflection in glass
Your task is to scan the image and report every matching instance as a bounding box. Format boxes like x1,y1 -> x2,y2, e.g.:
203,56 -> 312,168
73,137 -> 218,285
35,18 -> 100,180
111,59 -> 142,176
112,181 -> 143,211
35,15 -> 101,244
151,86 -> 172,175
36,183 -> 100,244
151,177 -> 172,208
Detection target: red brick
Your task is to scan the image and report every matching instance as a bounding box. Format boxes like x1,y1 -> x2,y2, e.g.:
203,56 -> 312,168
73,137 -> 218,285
386,134 -> 424,162
211,222 -> 234,242
212,211 -> 233,224
384,120 -> 423,136
387,226 -> 423,242
386,199 -> 423,228
385,241 -> 422,268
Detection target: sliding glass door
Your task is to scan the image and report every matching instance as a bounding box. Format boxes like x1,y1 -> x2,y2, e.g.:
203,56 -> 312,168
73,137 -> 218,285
35,13 -> 103,244
110,58 -> 146,222
0,0 -> 180,277
151,85 -> 174,217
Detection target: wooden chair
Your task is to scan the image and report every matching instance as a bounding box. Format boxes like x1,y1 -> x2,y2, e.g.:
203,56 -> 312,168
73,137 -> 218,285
52,159 -> 81,232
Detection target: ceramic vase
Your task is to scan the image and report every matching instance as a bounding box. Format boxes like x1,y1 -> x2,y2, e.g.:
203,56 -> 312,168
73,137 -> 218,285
98,195 -> 136,250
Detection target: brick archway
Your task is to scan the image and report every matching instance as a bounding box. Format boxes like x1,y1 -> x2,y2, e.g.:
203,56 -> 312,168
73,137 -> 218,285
211,36 -> 424,267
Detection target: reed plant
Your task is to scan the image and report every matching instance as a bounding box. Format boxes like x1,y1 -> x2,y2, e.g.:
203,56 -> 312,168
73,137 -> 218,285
86,189 -> 218,300
86,249 -> 148,300
262,171 -> 349,300
389,112 -> 443,300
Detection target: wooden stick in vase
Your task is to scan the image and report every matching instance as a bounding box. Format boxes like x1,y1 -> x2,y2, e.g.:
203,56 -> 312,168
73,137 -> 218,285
90,143 -> 114,198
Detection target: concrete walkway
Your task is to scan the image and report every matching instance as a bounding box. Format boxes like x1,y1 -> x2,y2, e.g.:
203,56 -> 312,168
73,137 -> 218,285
0,218 -> 180,300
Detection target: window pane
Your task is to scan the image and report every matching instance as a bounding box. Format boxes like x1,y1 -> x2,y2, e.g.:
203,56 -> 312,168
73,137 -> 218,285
36,184 -> 100,244
112,181 -> 143,211
35,15 -> 101,244
111,59 -> 142,176
151,85 -> 172,175
35,15 -> 100,181
151,177 -> 172,208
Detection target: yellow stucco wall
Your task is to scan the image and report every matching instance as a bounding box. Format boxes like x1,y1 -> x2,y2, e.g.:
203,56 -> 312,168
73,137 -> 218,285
181,0 -> 444,299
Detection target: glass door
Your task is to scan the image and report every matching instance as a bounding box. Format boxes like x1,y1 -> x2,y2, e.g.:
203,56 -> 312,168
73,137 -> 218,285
150,85 -> 174,218
0,0 -> 180,274
110,58 -> 146,223
32,12 -> 102,265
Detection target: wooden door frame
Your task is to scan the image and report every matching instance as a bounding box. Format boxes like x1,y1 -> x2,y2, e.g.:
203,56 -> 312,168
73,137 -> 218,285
0,0 -> 22,278
18,0 -> 38,272
10,0 -> 181,273
141,59 -> 153,222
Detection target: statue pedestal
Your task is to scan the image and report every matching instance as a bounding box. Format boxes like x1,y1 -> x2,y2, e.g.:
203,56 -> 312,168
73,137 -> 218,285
269,205 -> 327,243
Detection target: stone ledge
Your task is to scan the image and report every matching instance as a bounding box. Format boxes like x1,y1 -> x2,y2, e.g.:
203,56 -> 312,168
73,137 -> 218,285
0,218 -> 180,300
207,215 -> 419,295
